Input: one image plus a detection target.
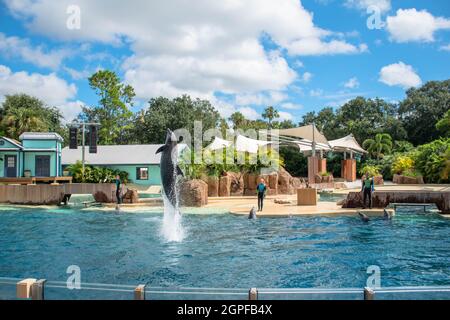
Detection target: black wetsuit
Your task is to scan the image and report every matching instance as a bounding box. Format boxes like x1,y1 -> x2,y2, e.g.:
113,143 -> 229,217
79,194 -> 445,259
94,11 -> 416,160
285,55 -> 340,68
362,178 -> 374,209
257,183 -> 267,211
115,179 -> 122,204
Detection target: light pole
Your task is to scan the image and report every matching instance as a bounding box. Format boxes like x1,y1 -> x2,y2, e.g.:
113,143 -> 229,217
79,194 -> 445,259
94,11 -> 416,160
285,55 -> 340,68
69,122 -> 100,181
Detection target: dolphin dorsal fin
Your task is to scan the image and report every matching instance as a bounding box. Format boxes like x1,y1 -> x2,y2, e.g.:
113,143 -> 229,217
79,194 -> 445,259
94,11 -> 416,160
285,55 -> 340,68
156,145 -> 167,154
176,165 -> 184,176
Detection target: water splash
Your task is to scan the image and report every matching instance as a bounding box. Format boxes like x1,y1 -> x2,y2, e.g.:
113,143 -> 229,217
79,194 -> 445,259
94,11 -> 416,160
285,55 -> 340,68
160,145 -> 185,242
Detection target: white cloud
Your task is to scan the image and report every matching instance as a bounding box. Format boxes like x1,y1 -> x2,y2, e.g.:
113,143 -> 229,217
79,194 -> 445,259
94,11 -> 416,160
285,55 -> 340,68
281,102 -> 303,110
238,107 -> 260,120
440,44 -> 450,52
277,111 -> 294,121
344,0 -> 391,13
301,72 -> 313,83
0,32 -> 68,69
235,90 -> 287,106
379,62 -> 422,89
310,89 -> 324,97
0,65 -> 81,120
5,0 -> 367,101
344,77 -> 360,89
56,100 -> 85,122
386,8 -> 450,43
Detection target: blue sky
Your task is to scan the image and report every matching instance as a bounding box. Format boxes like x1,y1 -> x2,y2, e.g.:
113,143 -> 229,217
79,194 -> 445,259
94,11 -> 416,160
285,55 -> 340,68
0,0 -> 449,123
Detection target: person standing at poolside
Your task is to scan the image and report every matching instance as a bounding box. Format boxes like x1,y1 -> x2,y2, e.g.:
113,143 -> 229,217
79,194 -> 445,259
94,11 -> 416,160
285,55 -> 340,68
115,175 -> 122,204
256,178 -> 267,211
361,173 -> 374,209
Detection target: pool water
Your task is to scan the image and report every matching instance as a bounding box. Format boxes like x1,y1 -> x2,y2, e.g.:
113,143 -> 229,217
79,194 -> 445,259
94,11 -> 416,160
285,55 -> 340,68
0,206 -> 449,297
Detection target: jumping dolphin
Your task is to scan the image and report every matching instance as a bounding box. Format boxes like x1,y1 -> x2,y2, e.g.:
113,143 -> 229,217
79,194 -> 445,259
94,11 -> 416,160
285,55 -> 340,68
248,206 -> 257,219
156,129 -> 184,208
358,211 -> 370,222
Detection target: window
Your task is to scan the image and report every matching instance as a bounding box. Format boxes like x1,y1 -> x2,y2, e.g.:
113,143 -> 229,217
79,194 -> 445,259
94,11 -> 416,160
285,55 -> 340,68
136,167 -> 149,180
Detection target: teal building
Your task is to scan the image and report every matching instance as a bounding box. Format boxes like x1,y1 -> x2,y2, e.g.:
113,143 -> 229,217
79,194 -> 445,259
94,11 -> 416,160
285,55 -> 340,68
62,144 -> 163,186
0,132 -> 63,178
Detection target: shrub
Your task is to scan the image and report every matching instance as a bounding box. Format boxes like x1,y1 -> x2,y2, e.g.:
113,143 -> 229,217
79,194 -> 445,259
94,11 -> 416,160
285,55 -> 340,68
414,138 -> 450,183
359,165 -> 381,177
67,161 -> 129,183
391,155 -> 414,175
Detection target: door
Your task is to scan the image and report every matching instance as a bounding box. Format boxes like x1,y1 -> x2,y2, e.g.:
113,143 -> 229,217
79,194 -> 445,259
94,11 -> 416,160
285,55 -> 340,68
4,155 -> 17,177
35,155 -> 51,177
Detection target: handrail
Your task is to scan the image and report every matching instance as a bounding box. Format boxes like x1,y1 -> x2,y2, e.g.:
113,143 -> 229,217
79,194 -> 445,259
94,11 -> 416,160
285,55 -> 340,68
1,276 -> 449,300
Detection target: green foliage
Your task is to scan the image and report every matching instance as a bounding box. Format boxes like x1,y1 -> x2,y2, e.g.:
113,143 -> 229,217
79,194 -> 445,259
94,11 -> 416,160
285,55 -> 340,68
436,109 -> 450,137
66,161 -> 129,183
399,80 -> 450,145
414,138 -> 450,183
393,140 -> 414,153
262,106 -> 279,128
279,146 -> 307,177
81,70 -> 135,145
131,95 -> 220,144
363,133 -> 393,161
359,164 -> 381,177
0,94 -> 65,140
391,155 -> 414,175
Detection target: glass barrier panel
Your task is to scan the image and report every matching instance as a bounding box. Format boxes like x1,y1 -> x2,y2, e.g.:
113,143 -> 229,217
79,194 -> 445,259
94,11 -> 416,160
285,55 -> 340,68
44,281 -> 136,300
257,288 -> 363,300
373,286 -> 450,300
0,278 -> 21,300
145,287 -> 249,300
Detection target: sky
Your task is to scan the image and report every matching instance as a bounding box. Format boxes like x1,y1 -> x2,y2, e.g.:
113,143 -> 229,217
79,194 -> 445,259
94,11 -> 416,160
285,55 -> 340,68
0,0 -> 449,123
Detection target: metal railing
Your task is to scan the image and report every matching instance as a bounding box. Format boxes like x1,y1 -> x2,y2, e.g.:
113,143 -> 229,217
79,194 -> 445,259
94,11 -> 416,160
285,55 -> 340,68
1,277 -> 450,300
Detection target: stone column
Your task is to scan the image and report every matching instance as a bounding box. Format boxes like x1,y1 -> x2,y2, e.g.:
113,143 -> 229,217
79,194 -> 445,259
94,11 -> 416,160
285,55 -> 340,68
307,156 -> 319,184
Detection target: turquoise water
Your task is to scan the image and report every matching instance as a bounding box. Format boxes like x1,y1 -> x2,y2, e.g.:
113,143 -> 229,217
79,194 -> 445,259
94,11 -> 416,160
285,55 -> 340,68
0,205 -> 449,299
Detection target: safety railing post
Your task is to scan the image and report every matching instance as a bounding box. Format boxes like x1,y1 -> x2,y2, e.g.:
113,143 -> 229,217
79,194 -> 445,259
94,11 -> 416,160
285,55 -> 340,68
31,279 -> 46,300
134,284 -> 146,300
249,288 -> 258,300
364,287 -> 375,300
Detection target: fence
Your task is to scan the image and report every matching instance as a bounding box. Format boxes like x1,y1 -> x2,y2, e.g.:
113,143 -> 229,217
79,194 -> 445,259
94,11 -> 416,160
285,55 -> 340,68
1,277 -> 449,300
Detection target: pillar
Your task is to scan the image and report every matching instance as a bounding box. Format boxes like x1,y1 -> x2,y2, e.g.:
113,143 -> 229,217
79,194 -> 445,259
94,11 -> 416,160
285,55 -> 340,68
318,157 -> 327,174
341,159 -> 356,182
308,156 -> 319,184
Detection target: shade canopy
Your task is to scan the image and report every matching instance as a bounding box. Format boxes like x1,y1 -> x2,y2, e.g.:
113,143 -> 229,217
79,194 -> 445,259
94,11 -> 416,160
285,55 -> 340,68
235,135 -> 271,154
329,134 -> 367,154
205,136 -> 232,151
278,124 -> 328,145
294,139 -> 331,152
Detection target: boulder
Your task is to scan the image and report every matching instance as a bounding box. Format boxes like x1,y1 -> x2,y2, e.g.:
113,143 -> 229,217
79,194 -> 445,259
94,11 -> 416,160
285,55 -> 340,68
93,191 -> 111,203
247,173 -> 258,190
314,174 -> 322,184
122,188 -> 139,203
393,174 -> 424,184
227,172 -> 244,196
373,175 -> 384,185
268,173 -> 278,190
278,167 -> 293,194
219,175 -> 231,197
180,179 -> 208,207
207,176 -> 219,197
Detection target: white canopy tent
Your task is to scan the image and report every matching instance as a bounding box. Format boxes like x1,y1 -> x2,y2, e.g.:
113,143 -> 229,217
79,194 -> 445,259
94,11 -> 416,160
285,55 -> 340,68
328,134 -> 367,158
205,136 -> 232,151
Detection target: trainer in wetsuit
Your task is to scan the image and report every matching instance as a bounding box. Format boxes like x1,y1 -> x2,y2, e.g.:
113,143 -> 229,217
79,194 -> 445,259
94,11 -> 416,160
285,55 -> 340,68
361,173 -> 374,209
256,178 -> 267,212
115,175 -> 122,204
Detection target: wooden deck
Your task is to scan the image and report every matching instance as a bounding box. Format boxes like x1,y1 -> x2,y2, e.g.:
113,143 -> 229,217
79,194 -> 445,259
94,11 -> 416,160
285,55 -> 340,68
0,176 -> 72,185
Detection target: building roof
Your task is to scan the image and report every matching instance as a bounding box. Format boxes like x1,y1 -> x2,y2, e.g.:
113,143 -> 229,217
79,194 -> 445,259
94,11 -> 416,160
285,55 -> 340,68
19,132 -> 64,142
278,124 -> 329,145
61,144 -> 188,165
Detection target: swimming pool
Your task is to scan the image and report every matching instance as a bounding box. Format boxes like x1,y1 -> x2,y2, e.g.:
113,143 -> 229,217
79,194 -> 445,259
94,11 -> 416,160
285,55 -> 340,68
0,205 -> 449,299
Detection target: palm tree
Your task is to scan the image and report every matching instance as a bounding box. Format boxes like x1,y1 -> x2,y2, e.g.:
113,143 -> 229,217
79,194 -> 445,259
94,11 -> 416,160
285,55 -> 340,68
229,112 -> 247,130
2,107 -> 47,139
363,133 -> 393,162
262,106 -> 279,129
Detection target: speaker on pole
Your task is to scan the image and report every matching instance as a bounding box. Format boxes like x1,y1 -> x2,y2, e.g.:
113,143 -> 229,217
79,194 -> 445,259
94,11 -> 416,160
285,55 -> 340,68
69,127 -> 78,149
89,125 -> 98,154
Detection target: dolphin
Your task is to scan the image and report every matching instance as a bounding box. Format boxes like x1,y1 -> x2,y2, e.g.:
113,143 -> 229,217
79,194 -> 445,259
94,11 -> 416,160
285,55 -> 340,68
383,208 -> 392,220
248,206 -> 257,219
156,129 -> 184,208
358,211 -> 370,222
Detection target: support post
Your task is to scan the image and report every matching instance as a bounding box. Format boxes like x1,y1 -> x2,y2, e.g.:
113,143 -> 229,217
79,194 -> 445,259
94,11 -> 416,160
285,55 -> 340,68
364,287 -> 375,300
16,278 -> 36,299
134,284 -> 146,300
249,288 -> 258,300
31,279 -> 46,300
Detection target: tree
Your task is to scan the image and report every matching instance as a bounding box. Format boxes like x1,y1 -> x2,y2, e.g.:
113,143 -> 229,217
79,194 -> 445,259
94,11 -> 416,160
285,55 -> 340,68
81,70 -> 135,145
436,109 -> 450,137
262,106 -> 279,128
363,133 -> 393,162
131,95 -> 221,144
0,94 -> 65,140
399,80 -> 450,145
229,112 -> 247,130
